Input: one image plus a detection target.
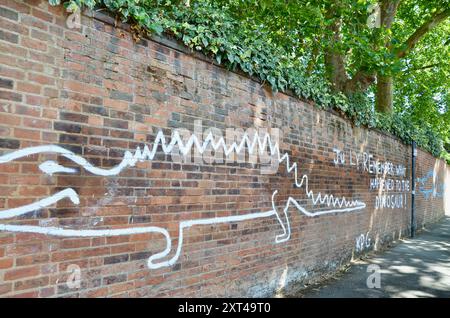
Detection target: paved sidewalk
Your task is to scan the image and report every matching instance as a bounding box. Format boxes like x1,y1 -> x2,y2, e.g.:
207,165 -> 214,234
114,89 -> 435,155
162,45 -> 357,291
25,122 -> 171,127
302,217 -> 450,298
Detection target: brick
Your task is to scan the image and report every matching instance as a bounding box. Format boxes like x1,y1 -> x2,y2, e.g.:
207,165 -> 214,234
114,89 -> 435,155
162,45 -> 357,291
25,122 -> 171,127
21,15 -> 47,31
39,287 -> 55,297
0,29 -> 18,43
0,6 -> 19,21
82,104 -> 108,116
20,56 -> 45,72
16,254 -> 50,267
42,108 -> 57,119
51,250 -> 83,262
0,78 -> 13,89
104,254 -> 130,265
109,90 -> 133,102
10,291 -> 39,298
0,138 -> 19,149
0,42 -> 26,56
108,282 -> 134,295
21,37 -> 47,52
31,29 -> 51,42
103,274 -> 127,285
4,266 -> 40,280
15,104 -> 40,117
0,258 -> 13,269
17,81 -> 40,94
28,73 -> 54,85
61,238 -> 91,249
0,18 -> 29,35
31,7 -> 53,23
64,80 -> 104,96
53,122 -> 82,133
43,87 -> 58,98
0,65 -> 25,80
0,90 -> 21,101
3,0 -> 30,14
18,186 -> 49,196
23,117 -> 51,129
14,128 -> 40,140
0,283 -> 12,296
60,111 -> 88,123
14,276 -> 49,291
22,91 -> 45,106
84,287 -> 108,297
104,118 -> 128,129
59,133 -> 87,144
29,50 -> 53,64
130,251 -> 152,261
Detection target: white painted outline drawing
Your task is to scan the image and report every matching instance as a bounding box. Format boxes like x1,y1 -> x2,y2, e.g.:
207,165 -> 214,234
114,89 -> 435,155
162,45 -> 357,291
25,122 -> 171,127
0,130 -> 366,269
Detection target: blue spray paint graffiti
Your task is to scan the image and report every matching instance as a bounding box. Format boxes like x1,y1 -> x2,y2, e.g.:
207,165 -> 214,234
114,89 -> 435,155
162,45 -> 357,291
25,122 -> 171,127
417,170 -> 445,199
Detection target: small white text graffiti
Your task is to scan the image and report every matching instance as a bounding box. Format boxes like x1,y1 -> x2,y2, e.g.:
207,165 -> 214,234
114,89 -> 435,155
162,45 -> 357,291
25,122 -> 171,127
333,148 -> 406,177
355,232 -> 371,252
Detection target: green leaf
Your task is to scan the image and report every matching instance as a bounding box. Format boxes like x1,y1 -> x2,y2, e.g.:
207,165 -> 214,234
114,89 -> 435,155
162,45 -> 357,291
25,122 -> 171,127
150,24 -> 164,35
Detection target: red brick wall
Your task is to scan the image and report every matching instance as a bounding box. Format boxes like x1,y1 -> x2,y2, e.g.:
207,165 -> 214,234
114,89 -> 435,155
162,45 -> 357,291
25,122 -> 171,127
0,0 -> 448,297
415,148 -> 449,227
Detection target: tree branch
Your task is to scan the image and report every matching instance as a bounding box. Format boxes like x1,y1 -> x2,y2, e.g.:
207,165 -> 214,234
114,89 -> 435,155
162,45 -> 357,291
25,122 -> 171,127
344,70 -> 376,93
380,0 -> 402,29
406,63 -> 443,73
397,8 -> 450,58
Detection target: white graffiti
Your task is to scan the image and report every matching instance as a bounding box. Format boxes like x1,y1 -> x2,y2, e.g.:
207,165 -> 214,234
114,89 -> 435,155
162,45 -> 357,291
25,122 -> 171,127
375,193 -> 407,210
0,129 -> 366,269
333,148 -> 406,177
355,232 -> 371,252
39,160 -> 78,175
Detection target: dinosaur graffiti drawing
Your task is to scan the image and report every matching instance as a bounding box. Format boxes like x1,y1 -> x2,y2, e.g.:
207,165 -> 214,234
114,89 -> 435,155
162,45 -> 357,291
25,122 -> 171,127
0,129 -> 366,269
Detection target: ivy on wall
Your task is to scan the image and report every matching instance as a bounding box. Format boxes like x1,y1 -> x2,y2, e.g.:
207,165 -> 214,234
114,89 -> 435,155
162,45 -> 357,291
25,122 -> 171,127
49,0 -> 447,160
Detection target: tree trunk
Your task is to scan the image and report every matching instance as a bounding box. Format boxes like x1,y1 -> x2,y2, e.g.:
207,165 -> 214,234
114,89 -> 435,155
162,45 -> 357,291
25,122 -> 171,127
374,0 -> 401,113
324,18 -> 349,92
376,75 -> 393,113
324,48 -> 348,92
343,70 -> 376,94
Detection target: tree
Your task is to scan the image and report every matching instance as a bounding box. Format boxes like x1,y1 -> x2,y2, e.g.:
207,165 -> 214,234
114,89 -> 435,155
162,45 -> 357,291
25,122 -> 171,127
50,0 -> 450,159
215,0 -> 449,114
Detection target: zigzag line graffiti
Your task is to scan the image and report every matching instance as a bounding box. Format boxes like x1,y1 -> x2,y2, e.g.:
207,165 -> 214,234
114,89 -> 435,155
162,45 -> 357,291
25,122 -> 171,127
0,129 -> 366,269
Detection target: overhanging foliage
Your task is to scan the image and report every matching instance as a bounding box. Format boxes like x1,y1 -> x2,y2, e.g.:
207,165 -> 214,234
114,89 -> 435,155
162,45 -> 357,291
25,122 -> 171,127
49,0 -> 448,161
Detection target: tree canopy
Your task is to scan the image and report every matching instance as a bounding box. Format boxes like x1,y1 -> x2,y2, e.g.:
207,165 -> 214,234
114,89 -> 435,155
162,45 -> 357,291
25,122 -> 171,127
49,0 -> 450,162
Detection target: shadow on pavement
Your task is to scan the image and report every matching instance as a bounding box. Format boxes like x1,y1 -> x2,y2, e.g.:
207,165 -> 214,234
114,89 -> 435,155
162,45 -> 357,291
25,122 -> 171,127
300,217 -> 450,298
